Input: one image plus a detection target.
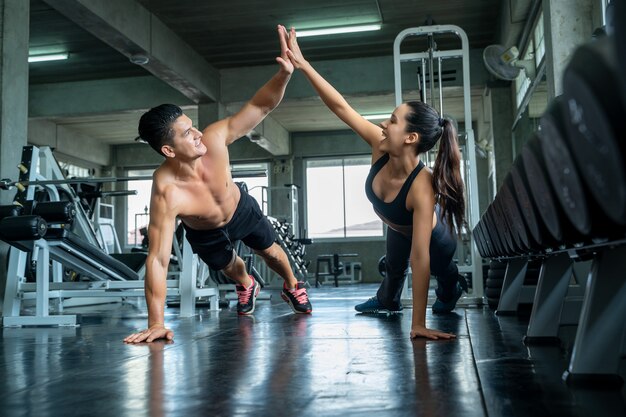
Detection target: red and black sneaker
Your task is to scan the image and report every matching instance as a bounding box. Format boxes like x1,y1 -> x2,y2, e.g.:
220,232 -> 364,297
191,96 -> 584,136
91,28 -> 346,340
281,282 -> 312,314
235,275 -> 260,315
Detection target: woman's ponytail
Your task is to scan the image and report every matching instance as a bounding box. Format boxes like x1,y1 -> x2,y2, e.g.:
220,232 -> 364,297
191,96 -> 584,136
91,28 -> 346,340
404,102 -> 466,235
431,119 -> 465,236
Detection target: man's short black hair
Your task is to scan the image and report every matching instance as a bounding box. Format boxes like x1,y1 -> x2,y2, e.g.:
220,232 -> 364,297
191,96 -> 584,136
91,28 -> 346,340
137,104 -> 183,157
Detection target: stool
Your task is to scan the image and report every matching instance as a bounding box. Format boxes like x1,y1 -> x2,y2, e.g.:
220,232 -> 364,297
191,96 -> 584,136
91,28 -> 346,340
315,255 -> 333,288
315,254 -> 357,287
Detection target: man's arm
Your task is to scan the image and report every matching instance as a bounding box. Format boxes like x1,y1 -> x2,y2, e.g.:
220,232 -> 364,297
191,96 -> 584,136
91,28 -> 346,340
204,25 -> 294,146
223,69 -> 291,145
124,184 -> 176,343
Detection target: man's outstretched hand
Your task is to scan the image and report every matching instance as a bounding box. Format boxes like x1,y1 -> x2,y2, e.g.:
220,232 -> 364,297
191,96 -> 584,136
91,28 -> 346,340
276,25 -> 294,75
124,324 -> 174,344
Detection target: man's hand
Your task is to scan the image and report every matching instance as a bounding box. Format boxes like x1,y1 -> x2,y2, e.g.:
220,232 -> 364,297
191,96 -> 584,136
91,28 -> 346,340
124,323 -> 174,344
410,323 -> 456,340
276,25 -> 294,75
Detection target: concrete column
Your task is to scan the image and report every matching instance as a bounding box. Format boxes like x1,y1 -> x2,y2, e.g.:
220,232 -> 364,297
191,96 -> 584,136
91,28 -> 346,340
543,0 -> 597,99
0,0 -> 29,205
0,0 -> 30,301
490,86 -> 514,191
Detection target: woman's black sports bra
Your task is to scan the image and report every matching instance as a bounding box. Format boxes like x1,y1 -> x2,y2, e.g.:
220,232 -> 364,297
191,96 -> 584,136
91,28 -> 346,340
364,153 -> 425,226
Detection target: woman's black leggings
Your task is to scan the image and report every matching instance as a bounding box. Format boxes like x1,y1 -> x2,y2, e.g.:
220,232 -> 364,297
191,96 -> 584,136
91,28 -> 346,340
376,218 -> 458,310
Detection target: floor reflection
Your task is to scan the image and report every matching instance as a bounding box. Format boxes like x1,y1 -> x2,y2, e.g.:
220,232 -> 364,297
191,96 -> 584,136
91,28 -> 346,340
0,285 -> 622,417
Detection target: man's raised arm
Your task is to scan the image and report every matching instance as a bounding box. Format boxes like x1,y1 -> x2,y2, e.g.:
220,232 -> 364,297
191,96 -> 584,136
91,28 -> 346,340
215,25 -> 294,145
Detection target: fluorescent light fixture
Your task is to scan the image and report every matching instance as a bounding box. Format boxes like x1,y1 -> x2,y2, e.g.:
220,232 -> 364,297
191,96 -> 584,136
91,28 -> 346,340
363,113 -> 391,120
28,53 -> 69,63
297,24 -> 381,38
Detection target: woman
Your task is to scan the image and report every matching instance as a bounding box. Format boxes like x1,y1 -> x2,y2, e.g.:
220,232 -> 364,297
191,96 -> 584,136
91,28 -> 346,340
284,27 -> 467,339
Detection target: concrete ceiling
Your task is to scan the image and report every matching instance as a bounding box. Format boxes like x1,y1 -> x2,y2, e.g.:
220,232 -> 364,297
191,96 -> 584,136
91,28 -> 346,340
28,0 -> 505,148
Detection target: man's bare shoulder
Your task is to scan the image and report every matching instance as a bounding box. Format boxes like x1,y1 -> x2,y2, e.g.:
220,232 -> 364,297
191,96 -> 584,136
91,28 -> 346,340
151,166 -> 180,206
201,119 -> 229,143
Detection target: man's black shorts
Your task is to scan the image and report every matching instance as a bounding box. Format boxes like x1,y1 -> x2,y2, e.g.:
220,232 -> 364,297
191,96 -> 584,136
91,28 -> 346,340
183,184 -> 276,270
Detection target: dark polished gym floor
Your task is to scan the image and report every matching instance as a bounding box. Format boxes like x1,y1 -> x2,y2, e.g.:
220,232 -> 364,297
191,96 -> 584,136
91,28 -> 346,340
0,284 -> 624,417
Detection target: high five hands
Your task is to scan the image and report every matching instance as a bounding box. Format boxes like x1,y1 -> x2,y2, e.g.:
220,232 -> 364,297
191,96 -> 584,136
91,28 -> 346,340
277,25 -> 309,71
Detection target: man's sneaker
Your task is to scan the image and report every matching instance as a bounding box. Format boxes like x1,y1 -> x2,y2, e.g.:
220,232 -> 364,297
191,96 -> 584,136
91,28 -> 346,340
281,282 -> 312,314
236,275 -> 260,315
355,297 -> 403,314
432,275 -> 468,314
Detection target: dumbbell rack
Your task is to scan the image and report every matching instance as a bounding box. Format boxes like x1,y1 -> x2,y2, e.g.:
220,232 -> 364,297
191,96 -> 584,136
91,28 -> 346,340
267,216 -> 310,284
471,24 -> 626,385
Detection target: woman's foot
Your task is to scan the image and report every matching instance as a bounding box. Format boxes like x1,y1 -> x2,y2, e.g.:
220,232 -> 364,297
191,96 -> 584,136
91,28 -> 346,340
355,297 -> 403,314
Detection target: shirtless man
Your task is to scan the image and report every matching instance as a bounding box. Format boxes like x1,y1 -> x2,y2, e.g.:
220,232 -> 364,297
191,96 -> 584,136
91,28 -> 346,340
124,26 -> 311,344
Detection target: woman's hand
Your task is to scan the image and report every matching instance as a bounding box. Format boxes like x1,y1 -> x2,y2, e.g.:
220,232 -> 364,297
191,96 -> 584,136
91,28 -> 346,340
124,323 -> 174,344
284,26 -> 309,70
410,323 -> 456,340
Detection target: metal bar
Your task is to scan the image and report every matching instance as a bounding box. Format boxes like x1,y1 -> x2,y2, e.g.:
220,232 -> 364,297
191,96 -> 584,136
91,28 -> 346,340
428,34 -> 435,105
496,258 -> 529,314
40,147 -> 101,248
2,170 -> 266,190
91,190 -> 138,198
421,59 -> 427,102
3,175 -> 153,189
438,57 -> 444,114
45,241 -> 132,281
180,233 -> 197,317
2,247 -> 27,317
485,238 -> 626,261
399,49 -> 464,61
525,253 -> 573,341
22,290 -> 143,298
3,316 -> 77,327
36,240 -> 50,317
564,245 -> 626,384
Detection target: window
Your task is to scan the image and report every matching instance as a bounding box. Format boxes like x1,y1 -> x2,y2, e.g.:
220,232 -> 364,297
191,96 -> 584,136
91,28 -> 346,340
514,53 -> 532,108
126,169 -> 153,246
514,11 -> 544,109
306,157 -> 383,238
59,162 -> 91,178
533,12 -> 545,67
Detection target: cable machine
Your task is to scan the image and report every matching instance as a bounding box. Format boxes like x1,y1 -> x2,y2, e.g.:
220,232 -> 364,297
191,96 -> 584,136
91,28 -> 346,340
394,24 -> 483,303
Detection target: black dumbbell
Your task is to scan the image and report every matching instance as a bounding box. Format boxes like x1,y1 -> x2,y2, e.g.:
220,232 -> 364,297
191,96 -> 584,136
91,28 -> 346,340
562,36 -> 626,227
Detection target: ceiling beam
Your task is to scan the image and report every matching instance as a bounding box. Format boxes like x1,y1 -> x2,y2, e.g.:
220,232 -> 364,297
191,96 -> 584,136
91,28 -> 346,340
29,119 -> 110,166
37,0 -> 291,156
29,76 -> 193,118
42,0 -> 220,103
248,117 -> 291,156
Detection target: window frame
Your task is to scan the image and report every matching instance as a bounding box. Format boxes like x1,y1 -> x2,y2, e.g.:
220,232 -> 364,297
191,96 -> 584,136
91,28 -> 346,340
514,10 -> 545,110
230,161 -> 270,213
303,156 -> 385,242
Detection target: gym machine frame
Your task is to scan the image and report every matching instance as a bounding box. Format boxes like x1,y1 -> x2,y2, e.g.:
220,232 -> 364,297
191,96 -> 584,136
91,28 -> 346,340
393,25 -> 483,304
2,146 -> 217,327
